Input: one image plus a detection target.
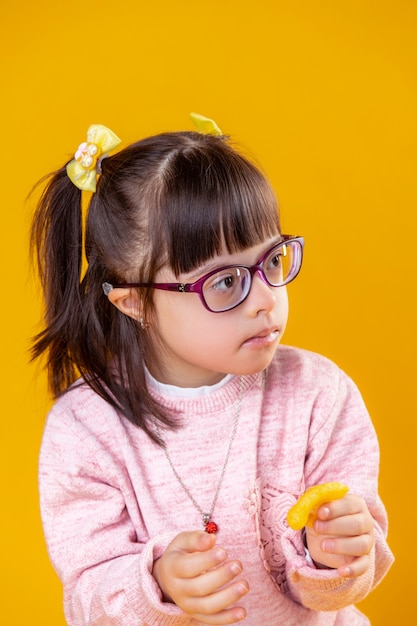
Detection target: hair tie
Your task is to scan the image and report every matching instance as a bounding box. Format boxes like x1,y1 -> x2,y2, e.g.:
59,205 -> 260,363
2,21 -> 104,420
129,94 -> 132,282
66,124 -> 121,192
190,112 -> 222,136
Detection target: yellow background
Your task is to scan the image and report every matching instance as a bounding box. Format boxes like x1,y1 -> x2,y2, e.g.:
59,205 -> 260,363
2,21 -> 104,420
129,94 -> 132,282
1,1 -> 416,623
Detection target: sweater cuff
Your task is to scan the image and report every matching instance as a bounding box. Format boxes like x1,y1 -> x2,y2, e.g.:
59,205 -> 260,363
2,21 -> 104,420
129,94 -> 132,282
139,532 -> 186,621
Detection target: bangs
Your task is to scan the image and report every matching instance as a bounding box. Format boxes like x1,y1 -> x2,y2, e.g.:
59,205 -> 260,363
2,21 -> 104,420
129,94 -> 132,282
151,133 -> 281,276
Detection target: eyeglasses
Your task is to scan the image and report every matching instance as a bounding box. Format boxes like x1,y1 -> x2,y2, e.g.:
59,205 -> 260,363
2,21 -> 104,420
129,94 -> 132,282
103,235 -> 304,313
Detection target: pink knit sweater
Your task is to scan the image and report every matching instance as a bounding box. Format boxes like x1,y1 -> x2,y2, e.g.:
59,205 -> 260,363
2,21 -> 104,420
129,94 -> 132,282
39,345 -> 394,625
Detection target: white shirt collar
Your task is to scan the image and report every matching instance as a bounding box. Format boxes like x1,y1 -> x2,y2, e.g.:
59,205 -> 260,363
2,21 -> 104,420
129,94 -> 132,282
145,368 -> 235,398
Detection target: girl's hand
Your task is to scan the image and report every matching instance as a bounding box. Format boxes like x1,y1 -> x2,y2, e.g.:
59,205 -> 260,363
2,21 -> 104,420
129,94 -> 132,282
152,531 -> 249,625
304,494 -> 374,578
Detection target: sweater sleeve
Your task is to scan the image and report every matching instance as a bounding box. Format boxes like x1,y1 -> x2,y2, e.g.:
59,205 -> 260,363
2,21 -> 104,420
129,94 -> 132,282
39,404 -> 189,626
282,363 -> 394,611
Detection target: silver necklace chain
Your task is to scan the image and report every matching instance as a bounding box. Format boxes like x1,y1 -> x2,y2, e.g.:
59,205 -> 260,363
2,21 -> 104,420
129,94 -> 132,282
153,376 -> 243,531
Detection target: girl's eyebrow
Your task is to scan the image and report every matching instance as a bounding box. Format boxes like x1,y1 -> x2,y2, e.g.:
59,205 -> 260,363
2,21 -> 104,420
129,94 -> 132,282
184,237 -> 282,282
184,260 -> 223,281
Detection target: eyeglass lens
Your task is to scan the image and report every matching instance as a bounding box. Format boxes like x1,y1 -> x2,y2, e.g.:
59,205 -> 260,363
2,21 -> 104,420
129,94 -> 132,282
202,241 -> 299,312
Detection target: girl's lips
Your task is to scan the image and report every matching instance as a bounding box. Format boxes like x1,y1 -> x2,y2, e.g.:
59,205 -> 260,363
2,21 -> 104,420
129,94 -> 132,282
242,329 -> 280,347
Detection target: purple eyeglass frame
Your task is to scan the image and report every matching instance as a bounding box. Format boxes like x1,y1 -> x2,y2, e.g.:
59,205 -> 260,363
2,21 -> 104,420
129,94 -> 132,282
103,235 -> 304,313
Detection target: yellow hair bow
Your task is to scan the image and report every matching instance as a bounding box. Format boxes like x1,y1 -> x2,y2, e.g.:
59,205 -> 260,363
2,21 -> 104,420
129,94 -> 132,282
66,124 -> 121,192
190,112 -> 222,136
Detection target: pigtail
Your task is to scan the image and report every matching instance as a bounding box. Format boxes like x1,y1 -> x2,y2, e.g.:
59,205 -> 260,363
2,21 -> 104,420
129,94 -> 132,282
30,165 -> 84,395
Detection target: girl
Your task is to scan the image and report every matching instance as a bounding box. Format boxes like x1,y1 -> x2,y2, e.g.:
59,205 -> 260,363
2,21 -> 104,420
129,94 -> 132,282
31,117 -> 393,625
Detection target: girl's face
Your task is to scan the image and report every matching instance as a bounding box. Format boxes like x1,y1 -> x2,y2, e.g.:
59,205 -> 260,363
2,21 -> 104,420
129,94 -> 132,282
147,237 -> 289,387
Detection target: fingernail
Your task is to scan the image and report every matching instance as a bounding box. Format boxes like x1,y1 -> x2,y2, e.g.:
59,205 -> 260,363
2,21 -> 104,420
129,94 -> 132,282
238,582 -> 249,595
230,562 -> 242,575
201,532 -> 213,547
321,539 -> 334,552
341,566 -> 352,577
214,548 -> 227,562
320,506 -> 330,519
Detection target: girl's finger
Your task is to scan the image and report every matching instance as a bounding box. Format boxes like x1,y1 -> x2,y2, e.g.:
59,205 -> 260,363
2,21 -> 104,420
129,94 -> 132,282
314,512 -> 373,536
182,560 -> 244,598
338,554 -> 372,578
193,605 -> 247,625
321,533 -> 374,558
182,579 -> 249,620
171,530 -> 216,555
317,494 -> 366,521
172,544 -> 229,579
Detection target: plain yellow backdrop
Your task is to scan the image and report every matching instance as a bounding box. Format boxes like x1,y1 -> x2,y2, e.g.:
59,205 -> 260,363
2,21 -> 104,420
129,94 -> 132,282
1,1 -> 416,624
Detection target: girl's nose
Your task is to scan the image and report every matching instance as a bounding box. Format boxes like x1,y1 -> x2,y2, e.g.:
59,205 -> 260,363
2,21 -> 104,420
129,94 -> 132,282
245,270 -> 277,315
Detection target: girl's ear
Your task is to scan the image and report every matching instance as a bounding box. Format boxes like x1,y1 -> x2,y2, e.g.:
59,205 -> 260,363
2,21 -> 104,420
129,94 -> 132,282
107,288 -> 141,320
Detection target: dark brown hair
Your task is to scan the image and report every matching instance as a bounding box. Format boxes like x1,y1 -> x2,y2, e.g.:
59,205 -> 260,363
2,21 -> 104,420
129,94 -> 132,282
31,130 -> 280,440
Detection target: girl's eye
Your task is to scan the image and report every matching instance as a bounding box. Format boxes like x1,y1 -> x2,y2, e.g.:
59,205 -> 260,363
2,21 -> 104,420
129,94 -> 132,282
268,252 -> 283,269
210,273 -> 236,293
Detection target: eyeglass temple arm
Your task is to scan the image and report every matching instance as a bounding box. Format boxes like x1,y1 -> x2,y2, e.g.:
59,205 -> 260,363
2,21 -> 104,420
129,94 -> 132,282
102,281 -> 189,295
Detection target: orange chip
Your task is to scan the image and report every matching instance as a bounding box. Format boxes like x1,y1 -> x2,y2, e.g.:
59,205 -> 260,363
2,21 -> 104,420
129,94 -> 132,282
286,482 -> 349,530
